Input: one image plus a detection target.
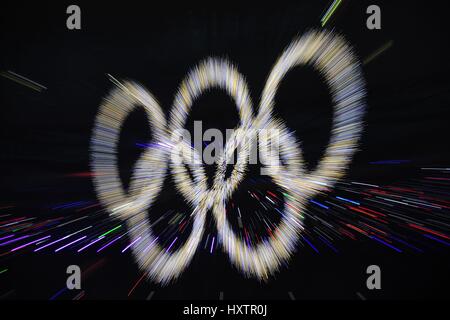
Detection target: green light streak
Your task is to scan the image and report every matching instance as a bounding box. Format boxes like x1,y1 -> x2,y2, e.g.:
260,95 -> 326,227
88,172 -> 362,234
0,269 -> 8,275
283,192 -> 296,201
321,0 -> 342,27
99,225 -> 122,238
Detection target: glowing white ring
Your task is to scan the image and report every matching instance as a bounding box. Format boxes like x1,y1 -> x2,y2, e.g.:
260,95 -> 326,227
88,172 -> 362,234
91,82 -> 208,284
90,30 -> 367,284
215,31 -> 366,278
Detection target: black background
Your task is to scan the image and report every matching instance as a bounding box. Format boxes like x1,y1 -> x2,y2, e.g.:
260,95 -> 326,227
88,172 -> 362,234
0,0 -> 449,300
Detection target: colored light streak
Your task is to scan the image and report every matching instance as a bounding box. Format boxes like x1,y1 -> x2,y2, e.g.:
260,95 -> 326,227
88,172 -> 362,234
0,234 -> 31,246
302,236 -> 319,253
408,223 -> 450,240
371,236 -> 402,253
49,287 -> 67,301
210,236 -> 215,253
128,272 -> 148,297
321,0 -> 342,27
363,40 -> 394,65
423,234 -> 450,246
96,235 -> 124,253
0,235 -> 15,242
310,200 -> 329,210
55,236 -> 87,252
11,235 -> 51,252
166,237 -> 178,253
35,226 -> 92,252
77,236 -> 105,253
336,196 -> 360,206
99,225 -> 122,238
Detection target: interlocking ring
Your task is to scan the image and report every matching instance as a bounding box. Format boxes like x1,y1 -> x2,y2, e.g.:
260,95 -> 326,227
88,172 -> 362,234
91,30 -> 366,284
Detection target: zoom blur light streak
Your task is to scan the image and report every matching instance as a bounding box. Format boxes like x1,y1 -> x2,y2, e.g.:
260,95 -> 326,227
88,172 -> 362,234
90,30 -> 367,284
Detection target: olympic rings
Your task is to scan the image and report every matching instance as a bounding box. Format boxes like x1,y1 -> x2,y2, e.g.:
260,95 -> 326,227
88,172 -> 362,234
90,30 -> 366,284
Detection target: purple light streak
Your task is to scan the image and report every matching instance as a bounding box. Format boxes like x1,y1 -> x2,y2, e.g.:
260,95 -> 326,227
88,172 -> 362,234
97,235 -> 124,253
11,235 -> 51,252
166,237 -> 178,253
55,236 -> 87,252
77,236 -> 104,253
